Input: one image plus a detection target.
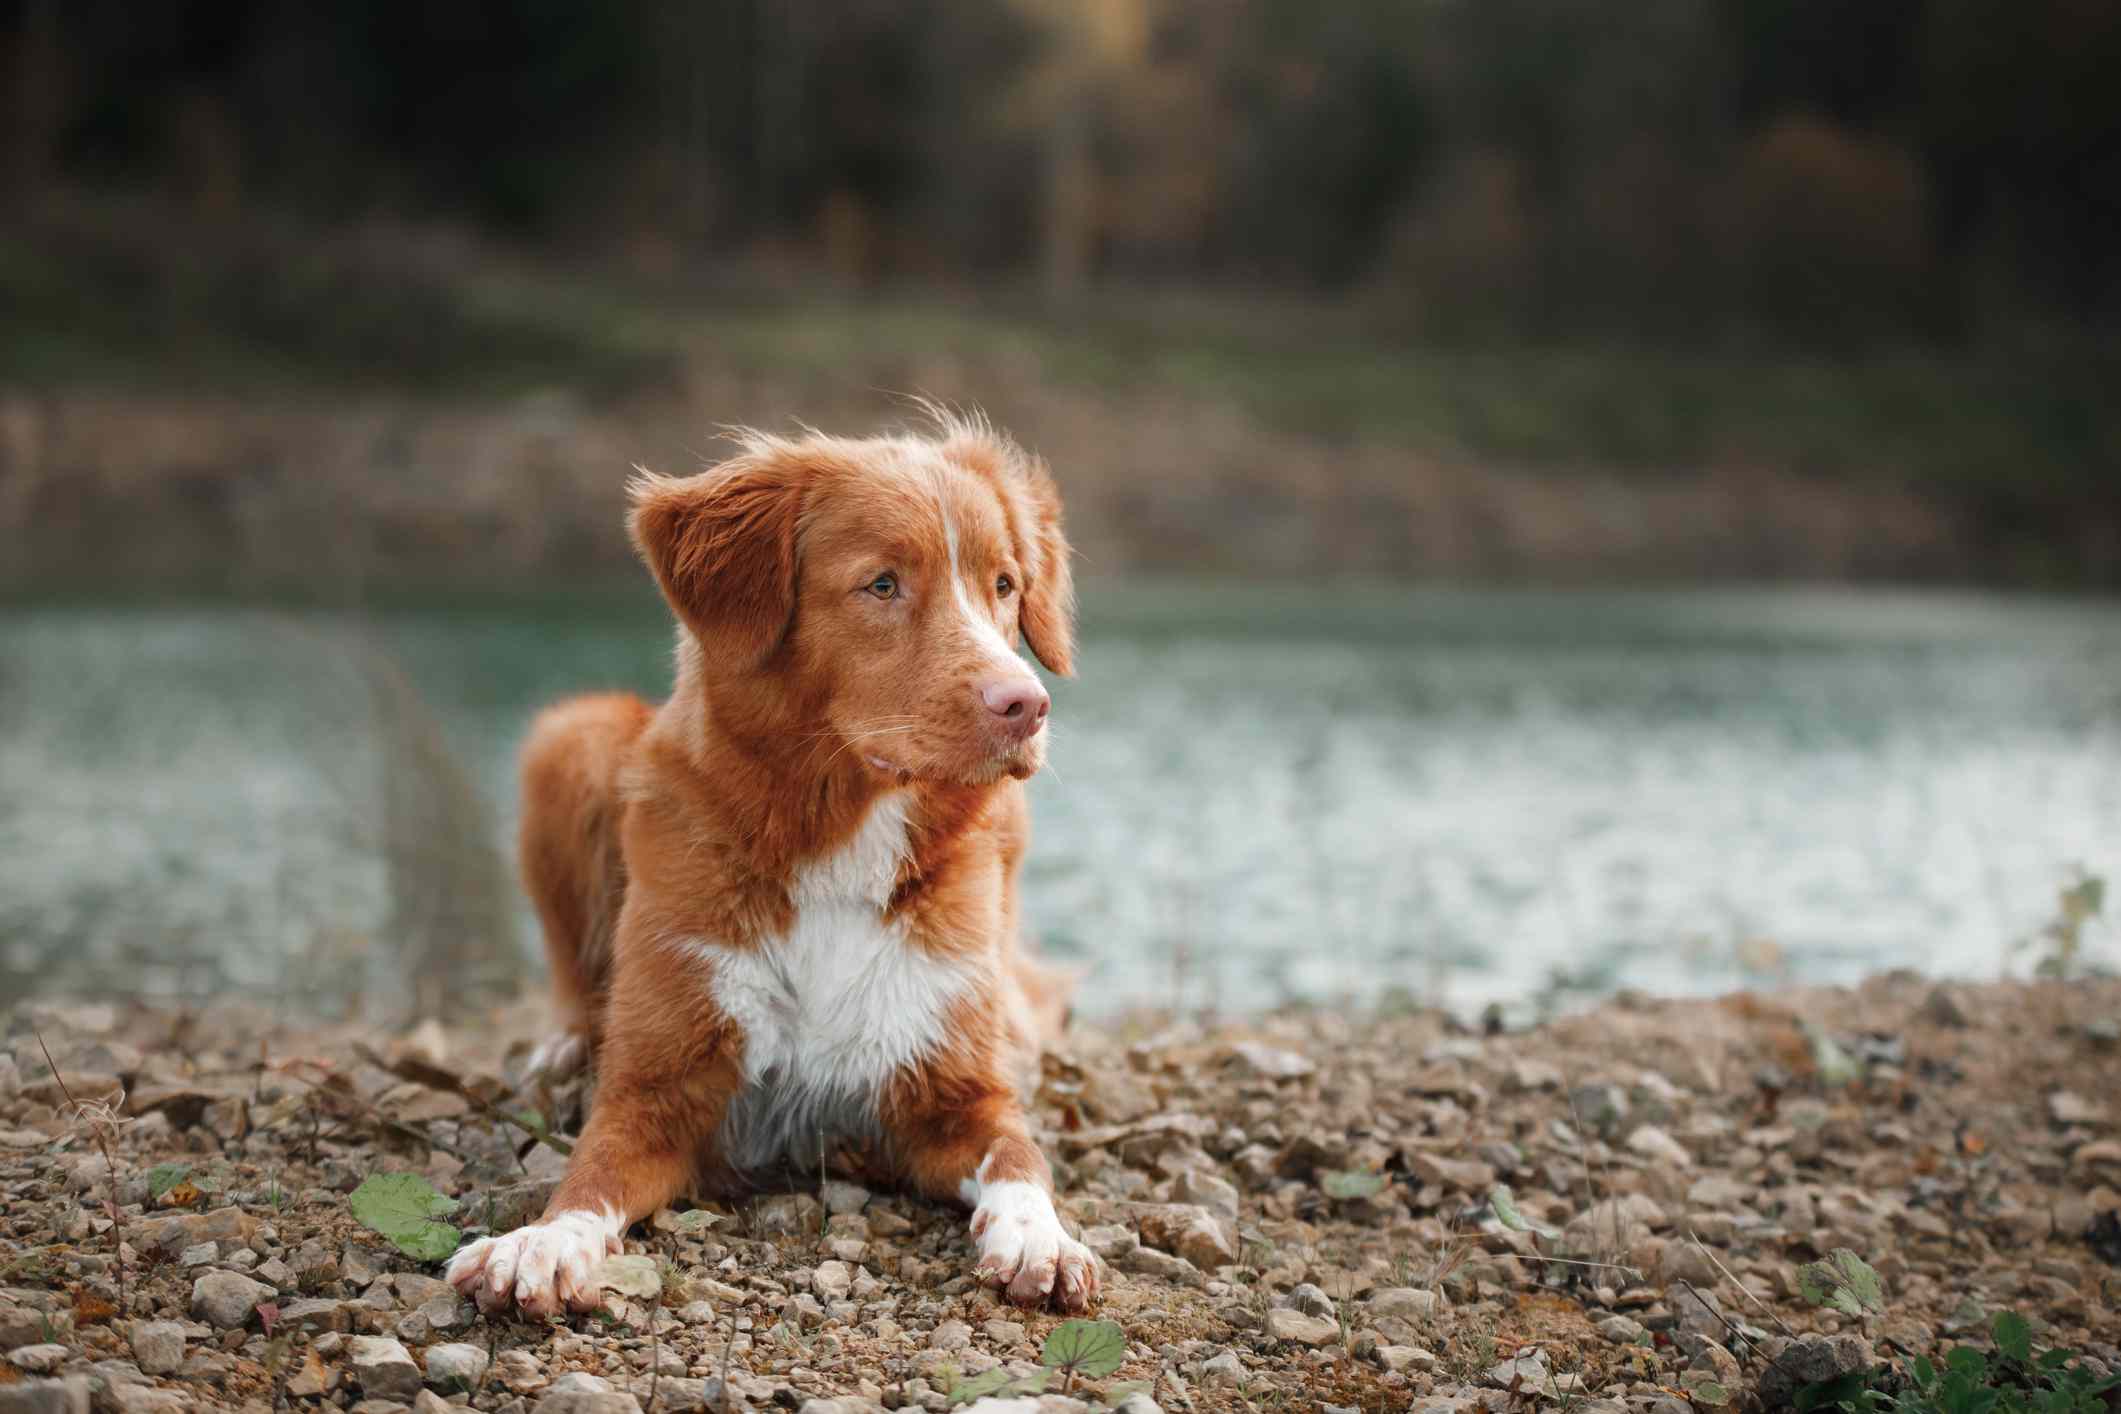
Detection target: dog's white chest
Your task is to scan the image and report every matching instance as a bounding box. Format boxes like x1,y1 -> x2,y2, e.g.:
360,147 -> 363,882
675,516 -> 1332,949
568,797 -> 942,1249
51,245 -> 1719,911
700,793 -> 977,1167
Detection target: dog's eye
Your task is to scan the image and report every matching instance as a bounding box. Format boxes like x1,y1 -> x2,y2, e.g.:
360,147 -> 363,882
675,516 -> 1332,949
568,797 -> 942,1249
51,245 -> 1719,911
866,573 -> 899,600
996,575 -> 1014,598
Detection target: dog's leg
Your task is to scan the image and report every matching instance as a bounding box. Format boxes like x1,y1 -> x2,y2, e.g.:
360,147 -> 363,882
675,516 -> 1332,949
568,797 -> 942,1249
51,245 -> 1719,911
448,1024 -> 737,1317
882,1055 -> 1098,1311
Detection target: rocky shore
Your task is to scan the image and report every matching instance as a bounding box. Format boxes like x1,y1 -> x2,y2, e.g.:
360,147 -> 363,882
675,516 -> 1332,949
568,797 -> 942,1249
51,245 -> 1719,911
3,973 -> 2117,1413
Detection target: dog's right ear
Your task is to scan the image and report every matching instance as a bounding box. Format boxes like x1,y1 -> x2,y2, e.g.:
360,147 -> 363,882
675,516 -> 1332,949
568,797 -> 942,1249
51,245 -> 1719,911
628,461 -> 803,666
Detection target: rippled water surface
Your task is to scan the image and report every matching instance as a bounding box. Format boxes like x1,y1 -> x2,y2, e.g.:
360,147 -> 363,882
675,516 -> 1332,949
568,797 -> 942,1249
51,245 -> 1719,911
5,585 -> 2118,1015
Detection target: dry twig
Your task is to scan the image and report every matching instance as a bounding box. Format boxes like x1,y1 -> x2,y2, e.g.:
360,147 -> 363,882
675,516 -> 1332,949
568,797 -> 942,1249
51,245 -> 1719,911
36,1028 -> 132,1316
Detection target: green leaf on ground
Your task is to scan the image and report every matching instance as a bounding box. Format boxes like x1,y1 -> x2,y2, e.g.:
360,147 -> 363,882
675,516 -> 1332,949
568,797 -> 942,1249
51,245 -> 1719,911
1993,1310 -> 2032,1365
1320,1169 -> 1388,1200
946,1368 -> 1049,1405
1490,1184 -> 1560,1239
1796,1248 -> 1885,1319
1042,1318 -> 1128,1381
145,1163 -> 192,1198
1804,1023 -> 1862,1088
349,1172 -> 462,1263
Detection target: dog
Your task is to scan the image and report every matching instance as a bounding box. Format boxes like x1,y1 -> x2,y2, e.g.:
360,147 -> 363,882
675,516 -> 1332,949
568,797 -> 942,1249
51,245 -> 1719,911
445,412 -> 1097,1317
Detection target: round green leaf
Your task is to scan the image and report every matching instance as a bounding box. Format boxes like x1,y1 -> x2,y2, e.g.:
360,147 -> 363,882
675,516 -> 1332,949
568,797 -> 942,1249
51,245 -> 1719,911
349,1172 -> 463,1263
1041,1318 -> 1128,1379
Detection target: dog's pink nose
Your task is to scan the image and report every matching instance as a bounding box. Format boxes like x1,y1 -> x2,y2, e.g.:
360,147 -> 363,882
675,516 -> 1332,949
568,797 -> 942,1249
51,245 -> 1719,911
979,677 -> 1050,737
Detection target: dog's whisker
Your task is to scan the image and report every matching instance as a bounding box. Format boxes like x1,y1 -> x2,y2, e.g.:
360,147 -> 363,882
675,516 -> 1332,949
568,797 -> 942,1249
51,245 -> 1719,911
820,724 -> 921,771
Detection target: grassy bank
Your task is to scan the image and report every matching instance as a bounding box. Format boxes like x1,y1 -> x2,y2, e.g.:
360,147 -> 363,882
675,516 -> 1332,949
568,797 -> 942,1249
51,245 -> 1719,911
4,212 -> 2119,590
6,210 -> 2118,501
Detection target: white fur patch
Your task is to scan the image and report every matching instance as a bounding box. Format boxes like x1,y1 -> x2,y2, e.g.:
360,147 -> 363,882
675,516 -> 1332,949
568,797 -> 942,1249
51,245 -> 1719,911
687,792 -> 984,1170
968,1173 -> 1097,1309
445,1205 -> 622,1317
523,1031 -> 588,1084
942,501 -> 1024,668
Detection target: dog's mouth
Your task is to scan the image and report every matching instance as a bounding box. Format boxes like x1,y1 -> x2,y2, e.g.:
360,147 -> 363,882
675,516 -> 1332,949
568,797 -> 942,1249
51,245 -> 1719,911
863,744 -> 1042,786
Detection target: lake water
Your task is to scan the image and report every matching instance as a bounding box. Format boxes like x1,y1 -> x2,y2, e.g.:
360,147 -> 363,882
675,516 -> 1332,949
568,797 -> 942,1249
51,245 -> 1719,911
4,585 -> 2117,1018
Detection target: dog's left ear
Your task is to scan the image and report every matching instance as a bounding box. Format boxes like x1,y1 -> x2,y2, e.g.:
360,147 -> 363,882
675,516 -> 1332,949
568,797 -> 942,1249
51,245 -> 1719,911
628,459 -> 804,668
1016,456 -> 1076,676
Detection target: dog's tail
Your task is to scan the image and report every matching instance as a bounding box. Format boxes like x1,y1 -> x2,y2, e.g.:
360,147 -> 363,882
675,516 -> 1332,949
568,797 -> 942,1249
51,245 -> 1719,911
518,691 -> 654,1051
1007,947 -> 1083,1050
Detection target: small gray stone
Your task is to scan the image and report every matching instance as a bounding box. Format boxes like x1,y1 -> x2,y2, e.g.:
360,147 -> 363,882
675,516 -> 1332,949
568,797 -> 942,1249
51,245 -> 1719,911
5,1346 -> 67,1375
1199,1350 -> 1245,1388
1080,1224 -> 1137,1260
424,1342 -> 489,1389
820,1180 -> 871,1215
1757,1335 -> 1874,1407
1369,1286 -> 1443,1321
1918,985 -> 1971,1028
1625,1125 -> 1693,1169
1595,1314 -> 1646,1344
349,1335 -> 421,1402
1288,1283 -> 1335,1318
109,1389 -> 187,1414
189,1270 -> 274,1329
0,1378 -> 91,1414
548,1374 -> 612,1394
1171,1170 -> 1240,1220
1569,1083 -> 1631,1137
1117,1246 -> 1204,1287
1486,1351 -> 1550,1390
176,1243 -> 217,1268
127,1321 -> 187,1376
531,1394 -> 641,1414
811,1261 -> 854,1302
1266,1308 -> 1341,1346
1377,1345 -> 1437,1373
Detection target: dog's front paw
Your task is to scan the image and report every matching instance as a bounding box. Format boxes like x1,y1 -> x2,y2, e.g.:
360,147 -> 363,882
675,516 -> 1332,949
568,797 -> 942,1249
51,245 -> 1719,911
445,1208 -> 620,1318
969,1181 -> 1100,1311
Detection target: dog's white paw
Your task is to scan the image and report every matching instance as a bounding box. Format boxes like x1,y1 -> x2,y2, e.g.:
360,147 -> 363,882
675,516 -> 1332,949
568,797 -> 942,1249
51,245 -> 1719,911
445,1208 -> 620,1317
522,1031 -> 589,1085
969,1180 -> 1099,1310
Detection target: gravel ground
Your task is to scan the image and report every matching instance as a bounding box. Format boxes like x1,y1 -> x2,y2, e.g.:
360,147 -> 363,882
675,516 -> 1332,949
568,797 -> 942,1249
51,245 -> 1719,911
2,972 -> 2117,1414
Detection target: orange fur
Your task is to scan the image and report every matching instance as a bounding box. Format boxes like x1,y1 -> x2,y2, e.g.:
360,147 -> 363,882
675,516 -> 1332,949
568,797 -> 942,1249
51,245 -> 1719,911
468,413 -> 1094,1315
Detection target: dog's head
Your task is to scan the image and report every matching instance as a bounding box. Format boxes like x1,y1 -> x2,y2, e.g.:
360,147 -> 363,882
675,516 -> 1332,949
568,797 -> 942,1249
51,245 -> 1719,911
629,413 -> 1074,786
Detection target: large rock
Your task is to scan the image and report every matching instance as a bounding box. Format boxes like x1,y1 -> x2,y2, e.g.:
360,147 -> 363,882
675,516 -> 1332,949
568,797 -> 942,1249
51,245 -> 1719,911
188,1270 -> 274,1329
348,1335 -> 421,1401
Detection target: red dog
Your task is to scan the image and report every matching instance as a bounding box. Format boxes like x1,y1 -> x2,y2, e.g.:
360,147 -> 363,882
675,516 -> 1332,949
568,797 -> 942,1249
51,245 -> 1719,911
446,413 -> 1095,1316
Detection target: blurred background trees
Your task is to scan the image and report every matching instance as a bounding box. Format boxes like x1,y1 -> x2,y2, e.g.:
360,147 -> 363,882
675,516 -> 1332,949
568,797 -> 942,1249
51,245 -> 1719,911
6,0 -> 2115,347
2,0 -> 2117,592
